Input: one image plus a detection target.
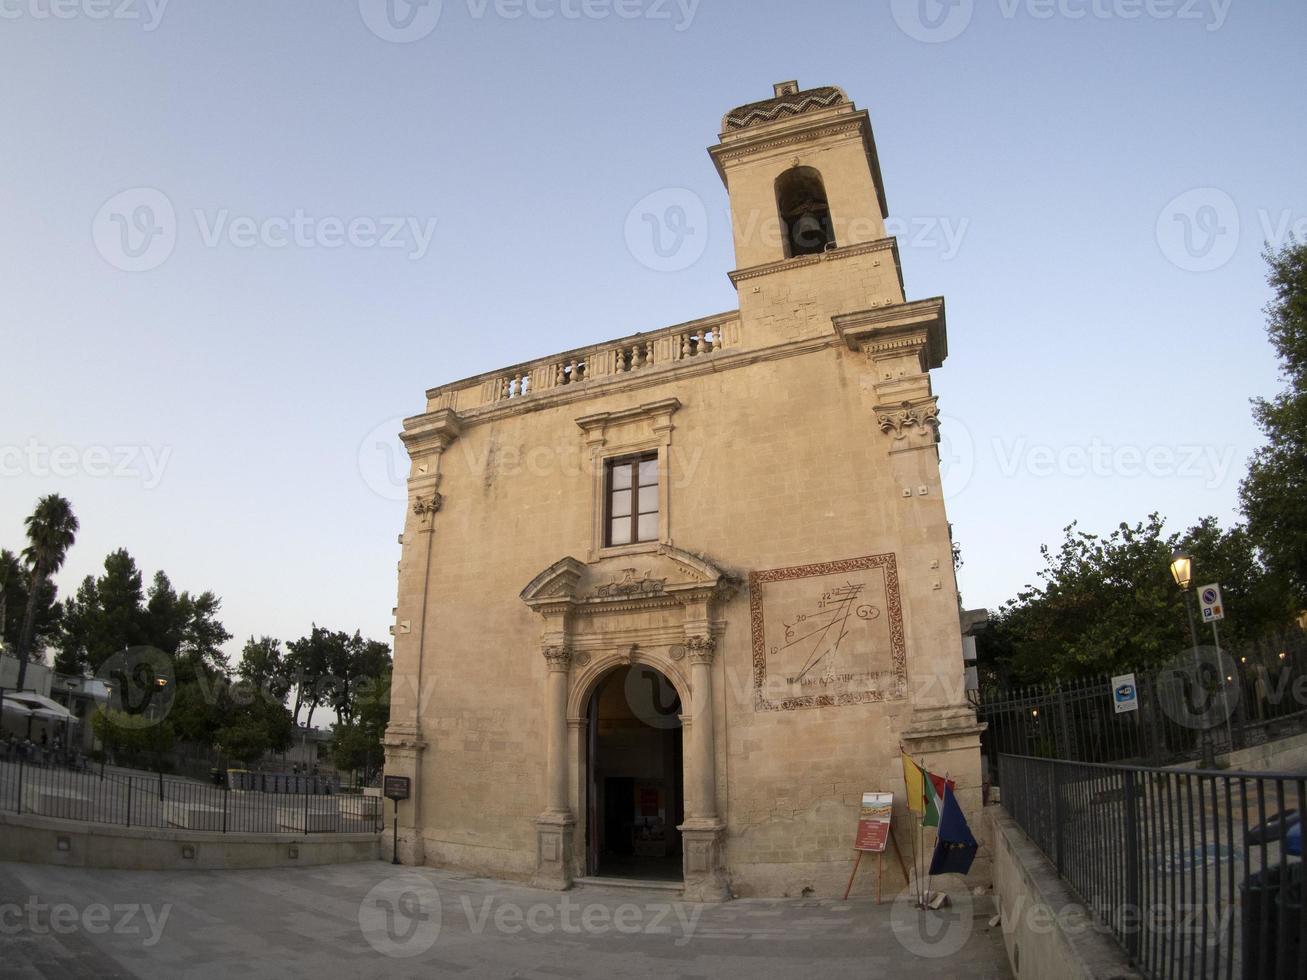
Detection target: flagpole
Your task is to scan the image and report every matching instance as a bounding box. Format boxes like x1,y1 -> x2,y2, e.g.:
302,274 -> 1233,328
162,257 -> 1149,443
920,755 -> 929,907
901,743 -> 920,905
925,770 -> 951,905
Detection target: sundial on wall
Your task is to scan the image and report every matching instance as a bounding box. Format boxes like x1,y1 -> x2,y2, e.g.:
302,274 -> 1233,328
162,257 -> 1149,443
749,554 -> 907,711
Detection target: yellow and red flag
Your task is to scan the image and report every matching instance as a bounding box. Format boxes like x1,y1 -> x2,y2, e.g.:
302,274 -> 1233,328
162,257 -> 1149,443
900,749 -> 926,814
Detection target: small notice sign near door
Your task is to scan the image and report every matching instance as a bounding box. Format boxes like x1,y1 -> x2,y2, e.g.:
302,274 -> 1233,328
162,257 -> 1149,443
854,792 -> 894,852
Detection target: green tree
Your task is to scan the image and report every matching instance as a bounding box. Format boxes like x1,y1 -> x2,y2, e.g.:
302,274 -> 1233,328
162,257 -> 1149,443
236,636 -> 291,704
16,495 -> 79,690
978,513 -> 1298,685
1,548 -> 58,658
1241,241 -> 1307,607
286,625 -> 336,727
54,549 -> 147,673
332,670 -> 390,784
214,691 -> 294,765
92,707 -> 175,767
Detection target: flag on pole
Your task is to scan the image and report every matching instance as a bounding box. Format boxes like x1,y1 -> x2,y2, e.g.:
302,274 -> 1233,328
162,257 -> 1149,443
928,783 -> 979,876
901,750 -> 925,814
922,771 -> 955,829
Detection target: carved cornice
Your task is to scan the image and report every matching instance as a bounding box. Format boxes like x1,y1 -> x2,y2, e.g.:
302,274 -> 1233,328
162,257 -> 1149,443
575,398 -> 681,438
522,546 -> 735,618
832,298 -> 948,371
401,409 -> 463,458
381,724 -> 428,753
520,556 -> 587,608
542,646 -> 573,672
728,237 -> 901,289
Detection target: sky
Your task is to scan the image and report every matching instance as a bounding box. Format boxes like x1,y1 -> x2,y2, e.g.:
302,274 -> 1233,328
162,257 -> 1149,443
1,0 -> 1304,662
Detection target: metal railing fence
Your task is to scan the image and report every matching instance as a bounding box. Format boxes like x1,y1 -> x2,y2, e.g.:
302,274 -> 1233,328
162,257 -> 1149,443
0,757 -> 382,836
1001,753 -> 1307,979
977,631 -> 1307,780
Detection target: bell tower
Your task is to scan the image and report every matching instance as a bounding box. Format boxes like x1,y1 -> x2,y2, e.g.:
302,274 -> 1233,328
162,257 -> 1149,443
709,81 -> 908,345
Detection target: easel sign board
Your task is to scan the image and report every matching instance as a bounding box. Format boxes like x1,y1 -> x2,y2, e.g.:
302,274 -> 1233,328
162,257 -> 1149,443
854,792 -> 893,852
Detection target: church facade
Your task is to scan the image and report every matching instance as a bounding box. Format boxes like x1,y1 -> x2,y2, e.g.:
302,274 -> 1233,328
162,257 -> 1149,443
383,81 -> 984,901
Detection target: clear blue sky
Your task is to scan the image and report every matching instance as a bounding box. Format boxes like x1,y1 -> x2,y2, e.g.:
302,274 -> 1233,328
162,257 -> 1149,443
2,0 -> 1303,659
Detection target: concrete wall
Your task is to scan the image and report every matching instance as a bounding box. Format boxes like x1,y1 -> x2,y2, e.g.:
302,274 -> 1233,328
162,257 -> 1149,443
989,806 -> 1142,980
1217,730 -> 1307,773
0,810 -> 381,871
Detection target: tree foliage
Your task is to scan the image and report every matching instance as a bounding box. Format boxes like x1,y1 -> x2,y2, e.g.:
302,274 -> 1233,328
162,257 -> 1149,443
331,669 -> 391,784
1241,241 -> 1307,606
977,514 -> 1297,684
1,548 -> 58,657
15,494 -> 78,689
286,626 -> 391,728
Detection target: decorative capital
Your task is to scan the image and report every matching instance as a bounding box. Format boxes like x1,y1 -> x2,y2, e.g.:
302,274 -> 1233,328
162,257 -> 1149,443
876,400 -> 940,443
542,646 -> 573,672
685,635 -> 717,665
413,492 -> 444,518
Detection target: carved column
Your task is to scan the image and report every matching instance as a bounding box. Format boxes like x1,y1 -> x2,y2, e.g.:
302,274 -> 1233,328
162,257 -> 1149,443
679,634 -> 730,902
532,645 -> 575,890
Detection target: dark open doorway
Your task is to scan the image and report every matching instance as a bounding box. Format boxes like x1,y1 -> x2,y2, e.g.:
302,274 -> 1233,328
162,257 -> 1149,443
585,664 -> 684,882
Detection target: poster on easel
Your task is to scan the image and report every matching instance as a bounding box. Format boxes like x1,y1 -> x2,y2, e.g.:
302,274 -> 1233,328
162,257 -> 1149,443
845,791 -> 909,902
854,792 -> 893,852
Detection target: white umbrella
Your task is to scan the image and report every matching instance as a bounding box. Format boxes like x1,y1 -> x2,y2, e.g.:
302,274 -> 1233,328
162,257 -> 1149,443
32,707 -> 77,724
0,699 -> 33,718
6,693 -> 75,721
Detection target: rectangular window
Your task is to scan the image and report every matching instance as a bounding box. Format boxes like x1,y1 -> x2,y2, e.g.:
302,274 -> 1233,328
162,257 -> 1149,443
605,453 -> 659,547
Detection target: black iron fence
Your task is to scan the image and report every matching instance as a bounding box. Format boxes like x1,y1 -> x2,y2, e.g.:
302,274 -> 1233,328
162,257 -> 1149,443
0,757 -> 383,835
976,630 -> 1307,782
1002,753 -> 1307,979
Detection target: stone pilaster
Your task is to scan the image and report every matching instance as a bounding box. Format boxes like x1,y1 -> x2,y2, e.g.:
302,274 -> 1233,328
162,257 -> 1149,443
380,723 -> 427,866
533,645 -> 575,890
678,633 -> 730,902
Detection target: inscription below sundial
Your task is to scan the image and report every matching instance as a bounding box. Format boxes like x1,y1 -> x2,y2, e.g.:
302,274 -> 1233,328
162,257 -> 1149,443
749,554 -> 907,711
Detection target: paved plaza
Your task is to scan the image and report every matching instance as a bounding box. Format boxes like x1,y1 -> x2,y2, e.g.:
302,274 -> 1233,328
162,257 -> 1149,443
0,860 -> 1012,978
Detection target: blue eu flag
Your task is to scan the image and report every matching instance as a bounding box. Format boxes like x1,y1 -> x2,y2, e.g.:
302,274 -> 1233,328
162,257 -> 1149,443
928,783 -> 979,876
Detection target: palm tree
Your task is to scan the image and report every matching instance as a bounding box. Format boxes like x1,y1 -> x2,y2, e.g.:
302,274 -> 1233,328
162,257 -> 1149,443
15,495 -> 79,690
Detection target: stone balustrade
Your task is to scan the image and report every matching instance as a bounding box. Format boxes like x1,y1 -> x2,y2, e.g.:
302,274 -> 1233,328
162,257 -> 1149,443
425,312 -> 740,414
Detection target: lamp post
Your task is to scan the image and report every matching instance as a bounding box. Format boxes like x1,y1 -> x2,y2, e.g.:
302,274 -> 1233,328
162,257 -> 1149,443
1170,548 -> 1216,769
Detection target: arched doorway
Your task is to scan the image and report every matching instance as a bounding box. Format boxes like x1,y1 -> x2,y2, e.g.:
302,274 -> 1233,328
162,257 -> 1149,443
584,664 -> 685,882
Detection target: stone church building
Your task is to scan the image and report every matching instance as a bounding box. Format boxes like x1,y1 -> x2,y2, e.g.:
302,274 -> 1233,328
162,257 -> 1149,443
383,81 -> 984,901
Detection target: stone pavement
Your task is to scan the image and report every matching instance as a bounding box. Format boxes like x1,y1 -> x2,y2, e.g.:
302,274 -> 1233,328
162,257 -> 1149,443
0,860 -> 1012,978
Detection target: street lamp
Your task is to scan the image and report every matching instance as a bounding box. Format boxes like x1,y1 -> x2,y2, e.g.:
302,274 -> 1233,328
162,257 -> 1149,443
1170,548 -> 1216,769
1169,549 -> 1193,591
